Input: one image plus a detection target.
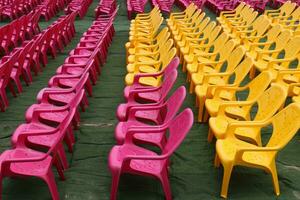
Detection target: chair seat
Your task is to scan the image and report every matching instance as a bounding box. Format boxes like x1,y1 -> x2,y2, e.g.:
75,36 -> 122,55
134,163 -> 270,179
49,92 -> 76,105
58,78 -> 80,88
5,149 -> 52,176
109,144 -> 164,175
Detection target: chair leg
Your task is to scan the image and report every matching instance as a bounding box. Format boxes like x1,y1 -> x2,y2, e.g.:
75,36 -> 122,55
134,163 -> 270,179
8,82 -> 17,97
110,172 -> 121,200
13,76 -> 23,93
198,96 -> 205,122
41,170 -> 60,200
214,153 -> 220,168
207,128 -> 214,143
160,169 -> 172,200
203,109 -> 209,123
57,143 -> 69,170
220,163 -> 234,199
189,81 -> 195,94
53,154 -> 66,180
0,89 -> 9,108
269,162 -> 280,196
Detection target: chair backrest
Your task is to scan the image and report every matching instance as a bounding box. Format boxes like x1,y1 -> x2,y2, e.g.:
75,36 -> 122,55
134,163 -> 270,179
246,71 -> 273,100
254,84 -> 287,120
215,39 -> 237,61
267,103 -> 300,149
234,2 -> 246,14
278,1 -> 297,16
252,15 -> 271,36
206,25 -> 222,44
194,16 -> 210,33
212,32 -> 230,49
271,29 -> 293,51
189,9 -> 203,24
200,21 -> 217,38
231,56 -> 253,84
283,36 -> 300,58
222,45 -> 247,72
289,6 -> 300,18
159,70 -> 178,101
161,47 -> 177,70
163,57 -> 180,76
261,24 -> 283,46
161,86 -> 186,123
156,27 -> 170,43
0,50 -> 20,87
162,108 -> 194,155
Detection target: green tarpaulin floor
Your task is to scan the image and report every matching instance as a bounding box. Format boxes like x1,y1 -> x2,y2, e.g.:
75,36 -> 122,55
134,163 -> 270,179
0,1 -> 300,199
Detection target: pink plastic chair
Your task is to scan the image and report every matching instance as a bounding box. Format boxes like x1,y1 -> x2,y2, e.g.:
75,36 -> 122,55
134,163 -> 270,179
115,86 -> 186,148
11,89 -> 85,171
0,106 -> 76,200
0,50 -> 20,111
109,108 -> 194,200
117,69 -> 178,122
123,57 -> 180,101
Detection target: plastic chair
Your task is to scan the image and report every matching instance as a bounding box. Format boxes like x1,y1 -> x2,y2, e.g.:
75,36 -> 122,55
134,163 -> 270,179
195,56 -> 253,122
184,33 -> 236,81
109,108 -> 194,200
253,35 -> 300,79
125,48 -> 177,86
115,86 -> 186,148
215,102 -> 300,198
188,39 -> 238,92
118,70 -> 177,121
205,70 -> 273,126
265,1 -> 297,21
124,57 -> 179,100
208,81 -> 286,144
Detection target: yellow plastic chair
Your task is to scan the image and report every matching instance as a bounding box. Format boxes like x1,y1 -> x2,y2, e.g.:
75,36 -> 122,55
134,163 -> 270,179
126,27 -> 170,52
125,48 -> 177,86
230,15 -> 271,43
265,1 -> 297,21
248,29 -> 293,78
167,3 -> 198,28
206,76 -> 287,146
169,9 -> 204,36
223,8 -> 258,34
130,9 -> 161,28
244,24 -> 283,55
172,11 -> 207,45
179,25 -> 222,65
215,102 -> 300,198
183,32 -> 230,74
274,6 -> 300,25
217,2 -> 246,24
127,30 -> 171,64
126,39 -> 174,72
219,4 -> 253,28
275,69 -> 300,96
205,71 -> 272,138
195,56 -> 253,122
177,21 -> 220,65
243,25 -> 282,51
282,21 -> 300,33
187,39 -> 238,88
134,6 -> 160,20
290,82 -> 300,102
125,28 -> 170,61
129,15 -> 163,37
173,15 -> 209,53
253,36 -> 300,79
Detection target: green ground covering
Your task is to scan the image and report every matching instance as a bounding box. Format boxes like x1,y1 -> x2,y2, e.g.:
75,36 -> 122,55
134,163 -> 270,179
0,1 -> 299,199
